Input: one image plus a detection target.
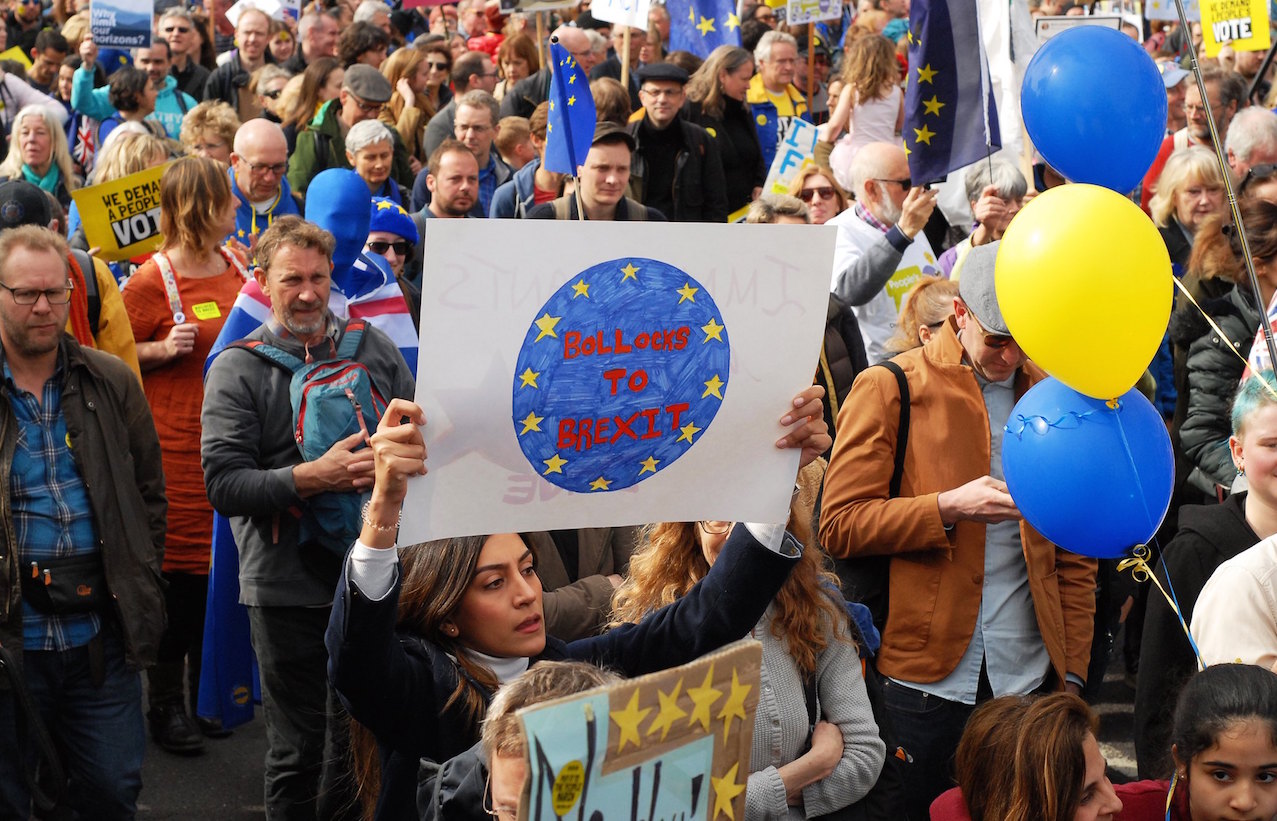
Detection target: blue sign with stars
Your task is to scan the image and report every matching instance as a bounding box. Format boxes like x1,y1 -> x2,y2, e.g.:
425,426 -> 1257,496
512,257 -> 730,493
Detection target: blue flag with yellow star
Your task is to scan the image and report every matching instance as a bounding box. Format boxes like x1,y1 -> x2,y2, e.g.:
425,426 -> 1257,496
544,41 -> 597,175
666,0 -> 740,58
902,0 -> 1000,185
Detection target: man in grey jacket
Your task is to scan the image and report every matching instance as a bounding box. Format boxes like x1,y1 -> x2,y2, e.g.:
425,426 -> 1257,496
201,216 -> 414,821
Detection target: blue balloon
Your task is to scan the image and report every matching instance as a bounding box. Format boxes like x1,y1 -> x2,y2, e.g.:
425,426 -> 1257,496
1002,378 -> 1172,558
1021,26 -> 1168,194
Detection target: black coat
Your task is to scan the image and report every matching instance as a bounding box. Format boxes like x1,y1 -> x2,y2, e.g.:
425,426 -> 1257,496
684,98 -> 765,215
627,117 -> 729,223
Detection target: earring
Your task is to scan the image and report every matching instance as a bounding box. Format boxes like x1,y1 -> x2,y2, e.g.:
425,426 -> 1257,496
444,624 -> 458,636
1238,461 -> 1246,476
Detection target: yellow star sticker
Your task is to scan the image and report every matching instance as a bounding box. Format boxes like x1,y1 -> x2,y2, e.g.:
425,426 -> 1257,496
725,11 -> 740,29
638,455 -> 659,475
676,282 -> 698,303
923,95 -> 945,116
677,421 -> 701,444
543,453 -> 568,475
914,124 -> 936,145
589,476 -> 611,491
571,279 -> 590,298
717,668 -> 750,743
696,14 -> 715,35
917,63 -> 937,84
702,374 -> 725,400
518,411 -> 543,434
686,664 -> 722,732
620,262 -> 640,281
701,317 -> 725,343
711,763 -> 746,821
533,312 -> 561,342
568,94 -> 576,106
519,368 -> 540,388
610,689 -> 651,752
645,680 -> 686,741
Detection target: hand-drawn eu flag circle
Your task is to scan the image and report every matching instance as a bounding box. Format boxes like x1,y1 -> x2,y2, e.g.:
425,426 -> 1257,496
512,257 -> 730,493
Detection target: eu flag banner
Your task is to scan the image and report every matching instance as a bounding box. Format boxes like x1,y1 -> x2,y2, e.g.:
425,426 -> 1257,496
543,41 -> 597,174
902,0 -> 1000,185
666,0 -> 740,58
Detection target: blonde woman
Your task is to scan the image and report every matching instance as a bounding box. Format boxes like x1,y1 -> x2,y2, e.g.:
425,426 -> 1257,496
380,47 -> 431,171
0,104 -> 79,208
883,276 -> 959,355
1150,146 -> 1227,273
180,101 -> 241,165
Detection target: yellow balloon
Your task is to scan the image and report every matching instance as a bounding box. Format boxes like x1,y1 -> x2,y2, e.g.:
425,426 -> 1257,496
995,184 -> 1172,400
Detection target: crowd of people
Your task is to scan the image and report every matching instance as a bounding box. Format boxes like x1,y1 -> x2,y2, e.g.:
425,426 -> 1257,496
2,0 -> 1277,819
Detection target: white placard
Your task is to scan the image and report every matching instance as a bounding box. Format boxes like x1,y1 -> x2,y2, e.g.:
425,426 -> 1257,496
1034,14 -> 1123,41
762,117 -> 819,196
399,220 -> 835,542
787,0 -> 841,25
591,0 -> 653,30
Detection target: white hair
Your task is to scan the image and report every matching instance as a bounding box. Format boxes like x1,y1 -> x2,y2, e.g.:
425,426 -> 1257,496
585,29 -> 609,54
345,119 -> 394,154
963,159 -> 1027,203
353,0 -> 389,23
754,30 -> 796,63
1226,105 -> 1277,166
848,141 -> 897,202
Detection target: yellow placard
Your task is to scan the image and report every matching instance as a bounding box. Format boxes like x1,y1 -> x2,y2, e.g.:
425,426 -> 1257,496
70,162 -> 172,261
0,46 -> 31,69
1201,0 -> 1270,56
191,301 -> 222,320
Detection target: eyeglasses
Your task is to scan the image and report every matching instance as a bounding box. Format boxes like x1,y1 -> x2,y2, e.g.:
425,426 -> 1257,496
482,773 -> 517,821
426,60 -> 449,70
1182,101 -> 1221,115
366,240 -> 411,257
1241,162 -> 1277,195
799,186 -> 836,202
240,158 -> 288,176
162,24 -> 193,34
349,95 -> 383,114
874,177 -> 912,189
697,521 -> 732,535
0,280 -> 74,305
640,86 -> 683,98
967,311 -> 1016,350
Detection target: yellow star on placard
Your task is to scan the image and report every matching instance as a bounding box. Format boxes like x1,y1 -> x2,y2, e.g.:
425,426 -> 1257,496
620,262 -> 640,281
702,374 -> 724,399
518,411 -> 543,434
696,14 -> 715,35
711,763 -> 746,821
610,689 -> 651,752
543,453 -> 568,475
568,94 -> 576,106
914,125 -> 936,145
519,368 -> 540,388
571,279 -> 590,298
917,63 -> 937,84
725,11 -> 740,30
717,668 -> 750,743
533,312 -> 561,342
677,421 -> 701,444
701,317 -> 725,343
646,680 -> 686,741
589,476 -> 611,491
923,95 -> 945,116
639,455 -> 659,475
676,282 -> 698,304
686,664 -> 722,732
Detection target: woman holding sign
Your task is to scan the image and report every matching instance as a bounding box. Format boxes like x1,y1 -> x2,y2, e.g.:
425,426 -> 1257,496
327,390 -> 832,820
122,156 -> 249,755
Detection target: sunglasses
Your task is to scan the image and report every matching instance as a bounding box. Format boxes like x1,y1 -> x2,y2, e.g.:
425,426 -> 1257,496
162,25 -> 193,33
367,240 -> 411,256
873,177 -> 912,189
427,60 -> 449,70
1241,162 -> 1277,195
799,186 -> 836,202
968,312 -> 1016,349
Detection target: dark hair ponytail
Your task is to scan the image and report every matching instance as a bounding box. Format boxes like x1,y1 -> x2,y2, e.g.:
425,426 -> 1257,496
1172,664 -> 1277,766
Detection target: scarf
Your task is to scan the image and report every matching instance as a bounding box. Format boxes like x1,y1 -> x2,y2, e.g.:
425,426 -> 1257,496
21,162 -> 60,193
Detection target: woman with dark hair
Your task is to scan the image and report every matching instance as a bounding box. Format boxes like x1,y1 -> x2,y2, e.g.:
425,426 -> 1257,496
495,32 -> 538,101
100,66 -> 156,143
282,57 -> 343,154
685,45 -> 763,216
413,40 -> 453,113
339,20 -> 390,69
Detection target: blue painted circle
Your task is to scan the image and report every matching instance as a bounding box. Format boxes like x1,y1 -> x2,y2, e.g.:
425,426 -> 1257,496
511,257 -> 730,493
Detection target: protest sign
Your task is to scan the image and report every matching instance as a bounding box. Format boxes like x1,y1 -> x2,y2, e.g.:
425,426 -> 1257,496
1201,0 -> 1270,55
518,640 -> 761,821
90,0 -> 152,47
593,0 -> 653,30
787,0 -> 841,25
1034,14 -> 1122,40
70,162 -> 171,262
401,220 -> 834,542
0,46 -> 30,68
758,117 -> 818,208
1145,0 -> 1199,21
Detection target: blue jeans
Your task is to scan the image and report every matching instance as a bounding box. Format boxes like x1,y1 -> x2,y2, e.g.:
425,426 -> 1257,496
880,678 -> 977,821
0,630 -> 145,820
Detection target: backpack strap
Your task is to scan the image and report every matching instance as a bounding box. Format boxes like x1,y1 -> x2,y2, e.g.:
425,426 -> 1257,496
231,339 -> 306,373
877,360 -> 910,498
152,251 -> 185,324
69,249 -> 100,338
336,319 -> 367,360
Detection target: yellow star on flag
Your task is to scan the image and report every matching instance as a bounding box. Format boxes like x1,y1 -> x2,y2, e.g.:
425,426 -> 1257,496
518,411 -> 543,434
638,455 -> 660,475
546,122 -> 553,133
702,374 -> 725,399
717,668 -> 750,743
902,140 -> 911,156
923,95 -> 945,116
676,282 -> 698,303
549,100 -> 555,111
696,15 -> 715,35
688,5 -> 695,21
568,73 -> 576,84
914,124 -> 936,145
237,228 -> 246,238
711,763 -> 746,821
725,12 -> 740,30
686,664 -> 722,732
701,318 -> 725,343
589,476 -> 612,491
610,689 -> 651,752
568,94 -> 576,106
917,63 -> 937,84
620,262 -> 640,281
543,453 -> 568,475
533,312 -> 561,342
907,29 -> 917,44
519,368 -> 540,389
646,680 -> 686,741
677,421 -> 701,444
571,279 -> 590,298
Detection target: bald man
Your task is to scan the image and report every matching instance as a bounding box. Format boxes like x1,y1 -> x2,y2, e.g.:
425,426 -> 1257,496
499,26 -> 592,118
229,118 -> 302,246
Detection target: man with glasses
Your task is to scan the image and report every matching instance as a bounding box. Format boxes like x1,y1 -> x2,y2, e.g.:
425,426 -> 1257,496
157,8 -> 209,101
229,118 -> 300,247
1225,106 -> 1277,188
627,63 -> 728,222
204,7 -> 271,119
747,30 -> 809,172
828,141 -> 938,362
288,64 -> 412,200
0,225 -> 166,819
819,242 -> 1097,821
422,51 -> 500,161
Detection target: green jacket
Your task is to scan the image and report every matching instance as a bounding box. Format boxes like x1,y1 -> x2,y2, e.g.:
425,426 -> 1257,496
287,99 -> 413,200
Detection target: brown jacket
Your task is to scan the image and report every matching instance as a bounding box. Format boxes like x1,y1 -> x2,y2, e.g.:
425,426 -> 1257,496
818,320 -> 1096,686
523,527 -> 640,640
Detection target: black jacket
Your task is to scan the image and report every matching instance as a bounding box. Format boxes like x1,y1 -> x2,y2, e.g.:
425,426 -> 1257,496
204,51 -> 260,110
499,69 -> 551,119
1134,492 -> 1257,778
627,117 -> 729,223
684,98 -> 765,215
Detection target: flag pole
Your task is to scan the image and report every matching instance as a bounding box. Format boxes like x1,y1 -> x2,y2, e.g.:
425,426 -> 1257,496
806,22 -> 815,107
536,12 -> 546,68
1169,0 -> 1277,372
621,27 -> 632,88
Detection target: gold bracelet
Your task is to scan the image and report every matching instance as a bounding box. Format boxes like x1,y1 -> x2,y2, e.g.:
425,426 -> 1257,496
361,500 -> 401,533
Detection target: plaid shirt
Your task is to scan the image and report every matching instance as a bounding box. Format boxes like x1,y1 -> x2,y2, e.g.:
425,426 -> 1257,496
3,357 -> 102,651
854,203 -> 891,234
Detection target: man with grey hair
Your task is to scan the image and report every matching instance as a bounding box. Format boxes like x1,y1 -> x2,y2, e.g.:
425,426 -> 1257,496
827,141 -> 938,362
158,7 -> 209,100
748,30 -> 809,170
415,89 -> 510,216
938,160 -> 1027,277
1226,105 -> 1277,184
353,0 -> 393,36
204,7 -> 271,117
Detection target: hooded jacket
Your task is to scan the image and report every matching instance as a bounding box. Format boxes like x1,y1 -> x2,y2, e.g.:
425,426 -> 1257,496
488,156 -> 539,218
71,67 -> 195,140
227,164 -> 301,246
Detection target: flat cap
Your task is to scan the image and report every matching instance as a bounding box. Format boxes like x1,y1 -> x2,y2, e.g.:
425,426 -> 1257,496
343,64 -> 393,104
958,241 -> 1011,336
636,62 -> 689,85
592,121 -> 637,151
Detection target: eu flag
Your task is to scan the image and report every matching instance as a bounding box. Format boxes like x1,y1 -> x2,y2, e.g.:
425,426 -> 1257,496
902,0 -> 1000,184
666,0 -> 741,58
543,41 -> 597,175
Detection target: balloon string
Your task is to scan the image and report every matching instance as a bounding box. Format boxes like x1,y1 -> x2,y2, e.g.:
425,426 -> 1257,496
1117,545 -> 1206,672
1112,408 -> 1159,551
1170,275 -> 1277,401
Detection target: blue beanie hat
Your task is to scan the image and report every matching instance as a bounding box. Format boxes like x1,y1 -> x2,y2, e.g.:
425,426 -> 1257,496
369,197 -> 420,244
